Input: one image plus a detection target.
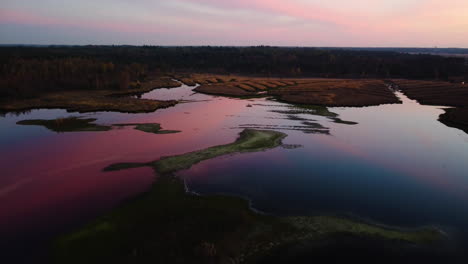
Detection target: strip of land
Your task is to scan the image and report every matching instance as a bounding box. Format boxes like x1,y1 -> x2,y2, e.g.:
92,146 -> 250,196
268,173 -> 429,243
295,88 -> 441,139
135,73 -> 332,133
0,78 -> 180,113
113,123 -> 181,134
104,129 -> 287,174
17,117 -> 111,132
17,117 -> 180,134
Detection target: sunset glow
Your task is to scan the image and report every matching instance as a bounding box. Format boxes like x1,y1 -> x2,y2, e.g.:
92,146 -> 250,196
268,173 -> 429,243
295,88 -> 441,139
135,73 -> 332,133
1,0 -> 467,46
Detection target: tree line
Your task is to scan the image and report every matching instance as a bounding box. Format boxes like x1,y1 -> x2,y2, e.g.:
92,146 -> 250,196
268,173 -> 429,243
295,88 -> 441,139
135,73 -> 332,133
1,46 -> 467,98
0,57 -> 147,98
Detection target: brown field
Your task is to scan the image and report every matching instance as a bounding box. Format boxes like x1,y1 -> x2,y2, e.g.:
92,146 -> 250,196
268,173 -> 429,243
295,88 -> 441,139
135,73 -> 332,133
179,78 -> 197,86
269,79 -> 398,106
195,84 -> 254,97
108,77 -> 181,96
0,77 -> 180,113
244,82 -> 268,90
0,91 -> 177,113
391,79 -> 468,107
190,74 -> 400,107
256,81 -> 279,89
236,83 -> 257,92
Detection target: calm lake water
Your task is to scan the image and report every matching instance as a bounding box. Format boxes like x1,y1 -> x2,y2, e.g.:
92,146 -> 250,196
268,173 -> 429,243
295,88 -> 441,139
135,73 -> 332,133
1,83 -> 468,261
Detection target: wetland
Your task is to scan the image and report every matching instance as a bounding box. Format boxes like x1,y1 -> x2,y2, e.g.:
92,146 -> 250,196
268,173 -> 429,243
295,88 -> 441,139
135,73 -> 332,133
2,78 -> 468,263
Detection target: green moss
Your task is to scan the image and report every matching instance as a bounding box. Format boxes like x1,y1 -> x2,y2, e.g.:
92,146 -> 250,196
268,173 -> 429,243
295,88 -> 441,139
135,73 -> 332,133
135,123 -> 161,132
16,117 -> 111,132
104,129 -> 287,174
285,216 -> 440,244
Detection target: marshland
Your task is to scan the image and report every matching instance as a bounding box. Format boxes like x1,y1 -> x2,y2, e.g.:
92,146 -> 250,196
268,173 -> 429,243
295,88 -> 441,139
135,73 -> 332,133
1,46 -> 468,263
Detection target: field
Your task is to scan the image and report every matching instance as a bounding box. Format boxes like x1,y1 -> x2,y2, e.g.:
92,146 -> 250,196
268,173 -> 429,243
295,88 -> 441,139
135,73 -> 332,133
180,74 -> 400,107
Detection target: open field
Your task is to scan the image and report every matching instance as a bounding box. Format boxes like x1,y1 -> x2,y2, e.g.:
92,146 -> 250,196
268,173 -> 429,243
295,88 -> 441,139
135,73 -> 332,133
182,74 -> 401,107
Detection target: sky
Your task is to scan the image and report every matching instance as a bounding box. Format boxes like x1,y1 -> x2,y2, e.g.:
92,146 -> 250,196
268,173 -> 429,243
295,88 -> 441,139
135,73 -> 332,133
1,0 -> 467,47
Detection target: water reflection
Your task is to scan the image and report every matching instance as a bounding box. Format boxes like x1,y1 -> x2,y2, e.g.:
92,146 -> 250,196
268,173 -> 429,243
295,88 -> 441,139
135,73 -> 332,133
1,83 -> 468,261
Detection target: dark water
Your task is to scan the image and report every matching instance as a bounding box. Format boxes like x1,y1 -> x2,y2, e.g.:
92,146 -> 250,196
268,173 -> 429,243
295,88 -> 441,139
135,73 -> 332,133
1,83 -> 468,262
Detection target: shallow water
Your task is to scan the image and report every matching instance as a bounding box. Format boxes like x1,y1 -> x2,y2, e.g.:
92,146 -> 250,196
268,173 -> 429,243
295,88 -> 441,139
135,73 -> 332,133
1,83 -> 468,261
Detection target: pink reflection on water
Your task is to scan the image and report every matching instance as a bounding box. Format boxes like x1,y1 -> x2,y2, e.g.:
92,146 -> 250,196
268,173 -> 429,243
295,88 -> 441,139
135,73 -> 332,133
0,97 -> 250,237
0,133 -> 155,235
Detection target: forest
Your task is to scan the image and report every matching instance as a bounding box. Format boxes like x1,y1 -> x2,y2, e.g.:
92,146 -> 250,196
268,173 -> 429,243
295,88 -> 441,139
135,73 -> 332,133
1,46 -> 467,99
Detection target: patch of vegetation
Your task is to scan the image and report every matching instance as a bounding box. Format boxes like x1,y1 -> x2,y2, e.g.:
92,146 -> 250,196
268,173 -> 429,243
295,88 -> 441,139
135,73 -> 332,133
17,117 -> 181,134
52,176 -> 443,264
0,90 -> 178,113
113,123 -> 181,134
439,107 -> 468,134
104,129 -> 287,174
16,117 -> 111,132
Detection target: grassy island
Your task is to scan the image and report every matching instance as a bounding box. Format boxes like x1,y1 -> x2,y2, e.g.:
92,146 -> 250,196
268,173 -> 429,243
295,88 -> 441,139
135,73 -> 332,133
104,129 -> 287,174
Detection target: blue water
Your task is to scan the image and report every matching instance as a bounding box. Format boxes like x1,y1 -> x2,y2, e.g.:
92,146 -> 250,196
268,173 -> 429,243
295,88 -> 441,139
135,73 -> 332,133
1,84 -> 468,261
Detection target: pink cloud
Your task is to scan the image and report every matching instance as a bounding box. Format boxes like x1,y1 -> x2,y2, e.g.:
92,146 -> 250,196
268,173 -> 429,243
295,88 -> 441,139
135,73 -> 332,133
0,8 -> 169,35
185,0 -> 359,29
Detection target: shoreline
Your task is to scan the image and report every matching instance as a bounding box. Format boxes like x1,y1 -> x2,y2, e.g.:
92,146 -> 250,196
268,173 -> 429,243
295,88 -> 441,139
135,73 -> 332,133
0,77 -> 181,114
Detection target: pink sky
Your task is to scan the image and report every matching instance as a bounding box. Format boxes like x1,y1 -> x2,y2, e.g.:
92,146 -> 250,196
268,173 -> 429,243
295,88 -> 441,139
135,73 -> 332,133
1,0 -> 467,46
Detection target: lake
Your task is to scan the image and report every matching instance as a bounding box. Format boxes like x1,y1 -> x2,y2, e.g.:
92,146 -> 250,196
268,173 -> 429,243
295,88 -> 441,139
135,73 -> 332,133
1,82 -> 468,262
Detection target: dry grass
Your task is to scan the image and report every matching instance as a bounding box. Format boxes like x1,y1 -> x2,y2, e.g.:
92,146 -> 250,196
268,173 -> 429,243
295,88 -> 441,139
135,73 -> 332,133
0,77 -> 179,113
245,82 -> 268,90
269,79 -> 399,106
109,78 -> 181,96
191,74 -> 400,106
256,81 -> 279,89
236,83 -> 257,92
391,79 -> 468,107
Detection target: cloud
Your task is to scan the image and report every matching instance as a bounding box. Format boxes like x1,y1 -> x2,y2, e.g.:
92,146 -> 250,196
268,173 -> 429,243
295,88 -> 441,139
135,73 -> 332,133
0,0 -> 467,46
